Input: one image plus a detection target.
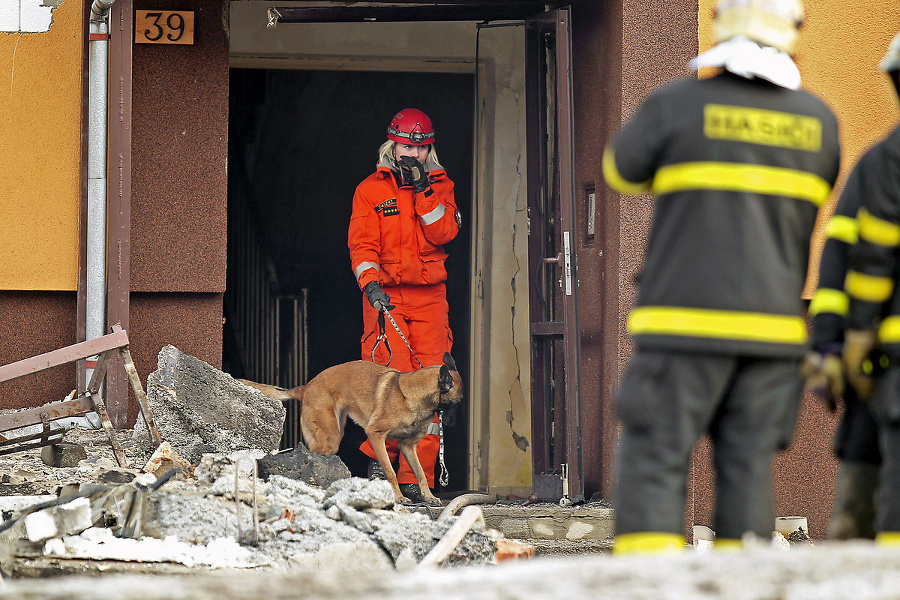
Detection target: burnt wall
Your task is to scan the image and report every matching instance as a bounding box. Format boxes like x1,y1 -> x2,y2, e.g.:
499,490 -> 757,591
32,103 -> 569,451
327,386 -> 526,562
0,293 -> 77,411
125,0 -> 229,424
570,0 -> 698,503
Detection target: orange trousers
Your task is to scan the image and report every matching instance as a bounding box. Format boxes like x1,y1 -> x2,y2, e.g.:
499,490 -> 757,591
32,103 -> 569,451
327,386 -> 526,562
359,283 -> 452,487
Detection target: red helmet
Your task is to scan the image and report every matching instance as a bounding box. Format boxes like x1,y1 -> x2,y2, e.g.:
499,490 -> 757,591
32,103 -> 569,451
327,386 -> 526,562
386,108 -> 435,145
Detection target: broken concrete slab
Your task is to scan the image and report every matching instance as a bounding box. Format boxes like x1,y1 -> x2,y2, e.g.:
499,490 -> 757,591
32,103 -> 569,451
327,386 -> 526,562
257,443 -> 351,488
23,497 -> 92,542
40,442 -> 87,468
133,345 -> 286,464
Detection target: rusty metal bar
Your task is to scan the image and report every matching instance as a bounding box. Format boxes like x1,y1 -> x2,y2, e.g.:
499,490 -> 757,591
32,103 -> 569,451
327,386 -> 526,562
0,328 -> 129,384
0,428 -> 66,449
121,347 -> 162,445
89,391 -> 129,467
0,396 -> 96,432
271,4 -> 547,23
105,0 -> 134,426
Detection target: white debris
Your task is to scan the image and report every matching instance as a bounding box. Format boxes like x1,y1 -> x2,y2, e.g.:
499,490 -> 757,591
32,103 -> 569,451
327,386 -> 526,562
56,527 -> 271,569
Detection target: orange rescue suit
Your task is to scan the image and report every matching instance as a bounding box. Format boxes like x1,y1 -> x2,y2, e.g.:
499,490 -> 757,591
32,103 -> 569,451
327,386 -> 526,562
349,164 -> 460,487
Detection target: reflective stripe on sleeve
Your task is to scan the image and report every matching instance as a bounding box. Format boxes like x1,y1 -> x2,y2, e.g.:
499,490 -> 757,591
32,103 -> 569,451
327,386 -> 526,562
826,214 -> 858,245
354,262 -> 380,282
420,203 -> 446,226
652,162 -> 832,206
845,270 -> 895,303
879,316 -> 900,343
627,306 -> 807,344
602,147 -> 652,195
858,208 -> 900,248
809,288 -> 849,317
426,421 -> 441,436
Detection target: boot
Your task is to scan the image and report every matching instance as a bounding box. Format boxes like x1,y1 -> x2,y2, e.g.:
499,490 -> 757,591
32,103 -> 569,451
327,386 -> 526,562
367,459 -> 386,481
827,461 -> 879,540
398,483 -> 426,503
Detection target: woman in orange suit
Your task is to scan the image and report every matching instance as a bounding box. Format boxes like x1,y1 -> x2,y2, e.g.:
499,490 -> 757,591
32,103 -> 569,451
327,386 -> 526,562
348,108 -> 461,502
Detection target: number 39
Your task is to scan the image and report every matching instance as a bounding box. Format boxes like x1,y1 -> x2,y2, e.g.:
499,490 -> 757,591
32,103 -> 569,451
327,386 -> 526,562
143,12 -> 185,42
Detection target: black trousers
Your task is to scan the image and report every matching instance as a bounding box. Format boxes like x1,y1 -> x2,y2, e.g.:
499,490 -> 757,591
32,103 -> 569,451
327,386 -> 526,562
834,384 -> 881,465
868,363 -> 900,531
614,350 -> 803,540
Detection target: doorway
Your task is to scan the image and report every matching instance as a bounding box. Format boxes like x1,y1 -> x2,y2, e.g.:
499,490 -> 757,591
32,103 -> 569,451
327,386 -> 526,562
224,67 -> 474,492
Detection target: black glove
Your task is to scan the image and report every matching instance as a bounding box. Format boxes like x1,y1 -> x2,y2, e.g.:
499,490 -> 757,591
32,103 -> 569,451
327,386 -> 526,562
843,329 -> 878,400
800,351 -> 844,411
363,281 -> 395,312
398,156 -> 430,193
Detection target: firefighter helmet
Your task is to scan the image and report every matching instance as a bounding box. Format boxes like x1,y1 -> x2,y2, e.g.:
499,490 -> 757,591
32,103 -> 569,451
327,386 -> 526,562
881,31 -> 900,72
714,0 -> 804,55
386,108 -> 435,145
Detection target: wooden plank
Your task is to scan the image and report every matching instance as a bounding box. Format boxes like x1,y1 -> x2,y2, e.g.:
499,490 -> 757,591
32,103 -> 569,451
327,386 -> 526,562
0,329 -> 130,384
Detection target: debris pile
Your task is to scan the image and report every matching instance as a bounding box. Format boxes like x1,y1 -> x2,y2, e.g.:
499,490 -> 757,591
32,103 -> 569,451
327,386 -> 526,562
0,345 -> 512,578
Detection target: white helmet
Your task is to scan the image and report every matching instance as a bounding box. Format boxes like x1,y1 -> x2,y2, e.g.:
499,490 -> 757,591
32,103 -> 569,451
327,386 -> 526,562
880,31 -> 900,73
714,0 -> 805,55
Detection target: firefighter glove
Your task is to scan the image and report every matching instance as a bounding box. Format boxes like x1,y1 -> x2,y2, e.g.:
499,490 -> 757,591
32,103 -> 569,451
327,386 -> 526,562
364,281 -> 395,312
842,329 -> 878,401
398,156 -> 430,193
800,351 -> 844,411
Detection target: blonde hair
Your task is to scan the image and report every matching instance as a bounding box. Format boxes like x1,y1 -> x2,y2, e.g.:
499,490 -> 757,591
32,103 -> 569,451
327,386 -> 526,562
378,140 -> 444,171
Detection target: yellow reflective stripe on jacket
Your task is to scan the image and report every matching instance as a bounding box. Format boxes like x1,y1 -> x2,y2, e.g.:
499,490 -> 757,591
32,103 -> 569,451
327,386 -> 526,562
628,306 -> 807,344
845,270 -> 895,303
652,162 -> 832,206
858,208 -> 900,247
602,147 -> 652,195
808,288 -> 849,317
826,214 -> 858,245
879,317 -> 900,343
613,532 -> 685,555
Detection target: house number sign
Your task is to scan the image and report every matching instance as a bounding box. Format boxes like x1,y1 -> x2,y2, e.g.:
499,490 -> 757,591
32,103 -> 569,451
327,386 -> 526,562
135,10 -> 194,45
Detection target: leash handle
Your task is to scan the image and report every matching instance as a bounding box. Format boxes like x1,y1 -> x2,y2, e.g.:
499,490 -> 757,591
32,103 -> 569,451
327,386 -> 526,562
371,310 -> 392,366
438,410 -> 449,487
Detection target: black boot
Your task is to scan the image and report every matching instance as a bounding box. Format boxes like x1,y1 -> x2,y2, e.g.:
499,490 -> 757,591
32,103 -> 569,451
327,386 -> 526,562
367,459 -> 386,481
399,483 -> 426,503
827,461 -> 879,540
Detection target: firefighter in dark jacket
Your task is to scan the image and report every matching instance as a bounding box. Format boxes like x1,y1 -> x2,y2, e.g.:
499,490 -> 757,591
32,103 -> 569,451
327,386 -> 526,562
805,161 -> 881,540
841,31 -> 900,546
603,0 -> 841,554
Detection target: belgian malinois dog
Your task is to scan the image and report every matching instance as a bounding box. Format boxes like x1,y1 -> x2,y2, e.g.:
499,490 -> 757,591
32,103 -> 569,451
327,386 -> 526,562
239,352 -> 463,505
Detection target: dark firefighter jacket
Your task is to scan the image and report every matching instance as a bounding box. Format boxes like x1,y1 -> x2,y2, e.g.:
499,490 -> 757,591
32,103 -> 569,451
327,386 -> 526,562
845,125 -> 900,356
604,71 -> 841,357
809,163 -> 862,353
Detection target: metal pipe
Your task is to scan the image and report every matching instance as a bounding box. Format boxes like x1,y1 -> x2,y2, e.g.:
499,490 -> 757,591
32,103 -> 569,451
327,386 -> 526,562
86,0 -> 115,388
90,0 -> 116,23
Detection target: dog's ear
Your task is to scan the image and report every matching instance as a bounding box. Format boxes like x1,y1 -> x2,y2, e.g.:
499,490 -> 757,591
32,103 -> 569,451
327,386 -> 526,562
439,364 -> 453,393
442,352 -> 457,372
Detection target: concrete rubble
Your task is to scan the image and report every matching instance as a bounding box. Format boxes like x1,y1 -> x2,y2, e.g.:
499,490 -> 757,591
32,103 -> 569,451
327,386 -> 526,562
0,346 -> 508,580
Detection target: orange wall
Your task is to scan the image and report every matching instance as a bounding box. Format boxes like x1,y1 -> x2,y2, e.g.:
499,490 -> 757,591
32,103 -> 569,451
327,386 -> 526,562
698,1 -> 899,294
0,0 -> 83,291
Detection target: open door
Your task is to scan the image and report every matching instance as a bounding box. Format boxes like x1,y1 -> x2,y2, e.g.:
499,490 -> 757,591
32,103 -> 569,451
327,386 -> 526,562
525,6 -> 584,500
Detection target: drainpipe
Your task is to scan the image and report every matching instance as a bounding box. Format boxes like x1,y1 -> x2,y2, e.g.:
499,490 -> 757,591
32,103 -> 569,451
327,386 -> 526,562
86,0 -> 116,389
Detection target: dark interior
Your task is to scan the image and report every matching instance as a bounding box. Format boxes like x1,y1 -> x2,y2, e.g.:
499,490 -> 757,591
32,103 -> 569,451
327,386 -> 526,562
226,68 -> 474,492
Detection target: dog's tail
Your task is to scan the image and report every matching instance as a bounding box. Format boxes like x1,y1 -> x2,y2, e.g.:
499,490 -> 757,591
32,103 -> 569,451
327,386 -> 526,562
238,379 -> 305,403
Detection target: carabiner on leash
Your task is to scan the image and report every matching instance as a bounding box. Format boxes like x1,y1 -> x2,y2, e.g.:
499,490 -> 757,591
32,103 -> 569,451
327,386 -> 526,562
438,410 -> 449,487
371,309 -> 392,366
